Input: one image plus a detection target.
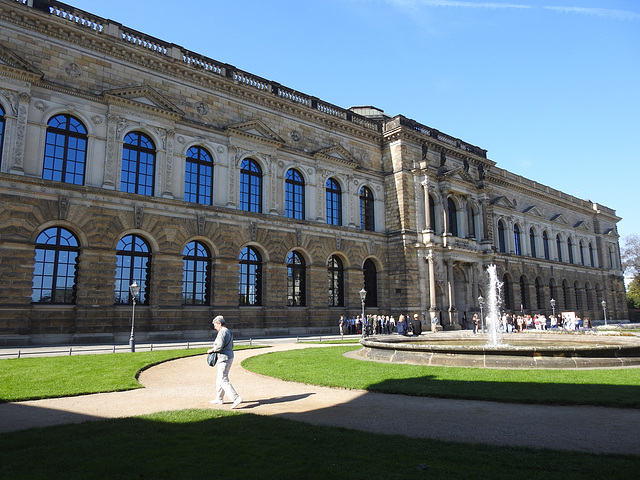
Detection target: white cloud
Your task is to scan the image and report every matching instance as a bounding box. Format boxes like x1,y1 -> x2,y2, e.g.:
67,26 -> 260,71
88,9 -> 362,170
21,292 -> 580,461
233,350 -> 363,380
544,6 -> 640,21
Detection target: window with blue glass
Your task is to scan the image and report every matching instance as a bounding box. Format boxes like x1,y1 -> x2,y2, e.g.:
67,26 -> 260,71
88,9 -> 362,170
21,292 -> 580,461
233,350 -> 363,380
0,105 -> 5,168
239,246 -> 262,306
185,146 -> 213,205
240,159 -> 262,213
498,220 -> 507,253
115,234 -> 150,305
360,186 -> 375,231
285,168 -> 305,219
42,114 -> 87,185
121,132 -> 155,196
182,241 -> 210,305
543,231 -> 550,260
514,224 -> 521,256
568,237 -> 574,264
556,235 -> 563,262
32,227 -> 79,304
327,255 -> 344,306
286,250 -> 306,306
326,178 -> 342,226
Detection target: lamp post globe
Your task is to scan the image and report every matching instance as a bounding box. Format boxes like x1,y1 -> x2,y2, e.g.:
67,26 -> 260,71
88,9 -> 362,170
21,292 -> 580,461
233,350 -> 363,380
129,281 -> 140,352
601,300 -> 607,326
550,298 -> 556,317
478,295 -> 484,333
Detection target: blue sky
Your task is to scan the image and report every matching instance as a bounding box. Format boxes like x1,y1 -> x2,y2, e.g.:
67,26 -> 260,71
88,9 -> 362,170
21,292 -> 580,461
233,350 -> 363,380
70,0 -> 640,241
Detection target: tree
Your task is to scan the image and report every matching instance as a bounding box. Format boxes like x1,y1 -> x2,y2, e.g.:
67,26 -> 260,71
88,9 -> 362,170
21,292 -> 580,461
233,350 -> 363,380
621,234 -> 640,277
627,276 -> 640,310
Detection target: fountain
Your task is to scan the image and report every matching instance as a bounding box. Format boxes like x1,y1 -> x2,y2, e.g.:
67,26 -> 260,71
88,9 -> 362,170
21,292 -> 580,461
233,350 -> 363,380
358,264 -> 640,369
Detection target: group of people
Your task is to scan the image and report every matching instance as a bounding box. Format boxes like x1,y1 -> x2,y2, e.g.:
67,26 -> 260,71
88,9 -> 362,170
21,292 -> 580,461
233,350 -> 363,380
469,312 -> 592,333
339,313 -> 424,336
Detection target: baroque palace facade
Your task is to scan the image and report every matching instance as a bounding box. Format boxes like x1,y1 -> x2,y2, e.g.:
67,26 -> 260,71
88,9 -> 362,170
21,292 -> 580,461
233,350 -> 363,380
0,0 -> 627,345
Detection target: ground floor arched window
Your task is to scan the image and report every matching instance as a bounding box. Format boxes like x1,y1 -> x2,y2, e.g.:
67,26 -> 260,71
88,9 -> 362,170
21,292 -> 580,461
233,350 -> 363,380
32,226 -> 79,304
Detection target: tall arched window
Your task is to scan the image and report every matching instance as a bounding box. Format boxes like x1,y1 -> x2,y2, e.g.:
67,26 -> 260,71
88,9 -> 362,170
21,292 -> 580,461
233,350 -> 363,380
519,276 -> 527,310
43,114 -> 87,185
498,220 -> 507,253
239,246 -> 262,306
327,255 -> 344,306
185,146 -> 213,205
514,224 -> 522,256
609,246 -> 616,269
32,227 -> 79,304
534,277 -> 542,310
585,282 -> 593,311
182,241 -> 210,305
0,105 -> 6,167
363,259 -> 378,307
285,168 -> 305,220
579,241 -> 586,266
549,279 -> 557,307
286,251 -> 306,306
468,203 -> 477,239
115,234 -> 151,305
240,159 -> 262,213
428,194 -> 436,232
589,242 -> 595,267
562,280 -> 570,310
529,228 -> 537,258
121,132 -> 155,196
556,234 -> 563,262
326,178 -> 342,226
447,197 -> 458,236
543,231 -> 550,260
574,281 -> 582,311
503,274 -> 513,311
360,186 -> 375,231
568,237 -> 574,264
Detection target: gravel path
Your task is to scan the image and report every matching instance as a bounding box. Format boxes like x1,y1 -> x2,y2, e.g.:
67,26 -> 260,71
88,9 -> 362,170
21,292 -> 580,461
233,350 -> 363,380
1,343 -> 639,456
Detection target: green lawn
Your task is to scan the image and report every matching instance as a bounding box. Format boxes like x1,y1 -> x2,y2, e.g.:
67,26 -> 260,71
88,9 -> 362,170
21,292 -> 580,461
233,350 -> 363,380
1,345 -> 639,479
242,346 -> 640,408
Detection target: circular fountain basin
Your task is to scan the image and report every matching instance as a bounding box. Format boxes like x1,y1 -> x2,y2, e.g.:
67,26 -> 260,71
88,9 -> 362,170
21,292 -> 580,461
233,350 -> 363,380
358,333 -> 640,368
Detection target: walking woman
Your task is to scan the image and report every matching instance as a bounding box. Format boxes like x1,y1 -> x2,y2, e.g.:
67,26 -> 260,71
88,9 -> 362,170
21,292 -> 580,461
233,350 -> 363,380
207,315 -> 242,409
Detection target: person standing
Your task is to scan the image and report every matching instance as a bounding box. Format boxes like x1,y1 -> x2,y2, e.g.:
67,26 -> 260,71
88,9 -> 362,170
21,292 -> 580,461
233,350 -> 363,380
207,315 -> 242,409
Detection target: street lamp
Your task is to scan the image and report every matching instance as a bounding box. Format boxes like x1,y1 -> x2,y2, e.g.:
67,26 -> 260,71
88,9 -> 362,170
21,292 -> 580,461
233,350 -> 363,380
359,288 -> 367,338
550,298 -> 556,317
601,300 -> 607,326
129,281 -> 140,352
478,295 -> 484,334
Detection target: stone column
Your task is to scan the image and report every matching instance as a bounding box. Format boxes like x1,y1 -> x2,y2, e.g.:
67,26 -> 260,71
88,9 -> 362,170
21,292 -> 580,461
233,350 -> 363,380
422,179 -> 432,232
446,259 -> 456,328
426,250 -> 438,330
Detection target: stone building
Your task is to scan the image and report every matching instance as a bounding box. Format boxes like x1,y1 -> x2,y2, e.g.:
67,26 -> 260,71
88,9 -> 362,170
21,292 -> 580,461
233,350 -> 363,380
0,0 -> 627,345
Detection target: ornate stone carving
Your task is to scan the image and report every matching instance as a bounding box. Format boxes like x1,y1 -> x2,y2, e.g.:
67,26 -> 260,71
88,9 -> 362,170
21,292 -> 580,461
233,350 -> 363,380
197,213 -> 206,236
58,195 -> 70,220
195,102 -> 208,115
134,206 -> 143,229
65,62 -> 82,77
290,130 -> 301,142
250,222 -> 257,241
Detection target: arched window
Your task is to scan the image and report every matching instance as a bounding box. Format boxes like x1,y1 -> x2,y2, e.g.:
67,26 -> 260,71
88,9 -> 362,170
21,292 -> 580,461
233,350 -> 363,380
285,168 -> 305,220
0,105 -> 6,167
468,203 -> 477,239
589,242 -> 595,267
562,280 -> 570,310
543,231 -> 550,260
32,227 -> 79,304
447,197 -> 458,237
609,246 -> 616,269
286,251 -> 306,306
185,146 -> 213,205
556,234 -> 563,262
529,228 -> 537,258
503,274 -> 513,311
428,194 -> 436,232
574,281 -> 581,311
43,114 -> 87,185
534,277 -> 542,310
585,282 -> 593,311
514,224 -> 522,256
240,159 -> 263,213
182,241 -> 210,305
579,241 -> 586,266
326,178 -> 342,226
239,246 -> 262,306
549,279 -> 557,308
115,234 -> 151,305
360,186 -> 375,231
519,276 -> 527,310
498,220 -> 507,253
121,132 -> 155,196
327,255 -> 344,306
568,237 -> 574,264
363,259 -> 378,307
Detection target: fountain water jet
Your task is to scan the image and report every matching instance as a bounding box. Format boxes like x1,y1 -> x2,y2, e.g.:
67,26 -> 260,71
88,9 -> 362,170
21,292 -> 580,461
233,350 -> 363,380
485,264 -> 502,347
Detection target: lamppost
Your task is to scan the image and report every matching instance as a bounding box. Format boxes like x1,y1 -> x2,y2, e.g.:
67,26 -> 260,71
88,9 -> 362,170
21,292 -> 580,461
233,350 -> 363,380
601,300 -> 607,326
129,281 -> 140,352
478,295 -> 484,333
359,288 -> 367,338
550,298 -> 556,318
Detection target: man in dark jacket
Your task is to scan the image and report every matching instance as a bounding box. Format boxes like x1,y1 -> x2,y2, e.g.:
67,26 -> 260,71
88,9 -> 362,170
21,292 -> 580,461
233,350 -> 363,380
410,314 -> 423,336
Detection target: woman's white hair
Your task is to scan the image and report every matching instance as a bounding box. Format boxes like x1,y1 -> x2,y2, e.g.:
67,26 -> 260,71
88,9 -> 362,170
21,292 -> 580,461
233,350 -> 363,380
212,315 -> 225,326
